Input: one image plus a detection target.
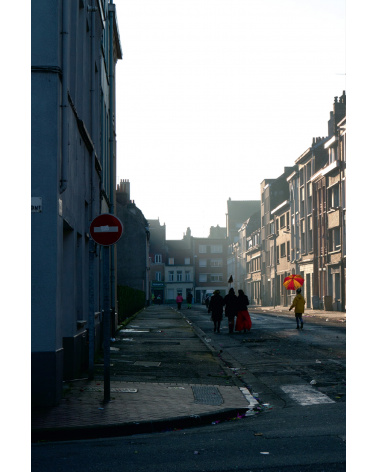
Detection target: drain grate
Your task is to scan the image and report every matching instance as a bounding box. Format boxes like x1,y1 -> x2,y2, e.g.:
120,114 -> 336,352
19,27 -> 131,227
192,386 -> 224,405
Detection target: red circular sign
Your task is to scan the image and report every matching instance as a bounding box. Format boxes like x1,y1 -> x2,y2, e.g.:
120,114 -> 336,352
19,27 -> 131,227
89,214 -> 123,246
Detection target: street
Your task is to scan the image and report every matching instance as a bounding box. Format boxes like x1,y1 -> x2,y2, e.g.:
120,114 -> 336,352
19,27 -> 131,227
32,305 -> 346,471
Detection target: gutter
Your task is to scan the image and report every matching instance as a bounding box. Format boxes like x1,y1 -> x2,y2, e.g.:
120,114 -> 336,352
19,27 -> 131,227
60,0 -> 69,194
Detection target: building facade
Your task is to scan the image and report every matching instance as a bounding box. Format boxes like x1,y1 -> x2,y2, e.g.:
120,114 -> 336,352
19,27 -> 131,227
116,180 -> 150,301
192,234 -> 228,303
31,0 -> 122,406
165,230 -> 194,303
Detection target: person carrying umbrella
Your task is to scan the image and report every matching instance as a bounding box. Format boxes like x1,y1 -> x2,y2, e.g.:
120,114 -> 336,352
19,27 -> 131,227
289,288 -> 306,329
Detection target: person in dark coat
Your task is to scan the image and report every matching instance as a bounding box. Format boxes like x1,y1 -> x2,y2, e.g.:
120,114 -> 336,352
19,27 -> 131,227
235,289 -> 252,333
208,290 -> 224,333
223,288 -> 238,333
186,291 -> 193,309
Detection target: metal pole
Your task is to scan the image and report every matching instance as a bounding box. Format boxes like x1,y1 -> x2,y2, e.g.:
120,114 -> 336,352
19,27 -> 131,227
103,246 -> 111,403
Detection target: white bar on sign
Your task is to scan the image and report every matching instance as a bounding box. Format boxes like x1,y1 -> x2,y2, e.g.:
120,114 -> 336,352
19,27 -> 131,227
93,226 -> 119,233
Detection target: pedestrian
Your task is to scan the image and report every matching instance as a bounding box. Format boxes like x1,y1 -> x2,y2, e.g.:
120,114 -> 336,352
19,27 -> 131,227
186,291 -> 193,309
208,290 -> 224,333
176,293 -> 184,310
289,288 -> 306,329
223,288 -> 238,333
235,289 -> 252,333
205,294 -> 211,309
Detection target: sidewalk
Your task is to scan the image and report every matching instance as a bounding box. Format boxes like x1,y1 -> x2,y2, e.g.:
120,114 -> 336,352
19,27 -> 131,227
31,305 -> 254,442
249,305 -> 346,323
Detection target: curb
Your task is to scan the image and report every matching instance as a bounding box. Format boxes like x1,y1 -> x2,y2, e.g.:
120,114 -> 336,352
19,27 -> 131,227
31,407 -> 249,443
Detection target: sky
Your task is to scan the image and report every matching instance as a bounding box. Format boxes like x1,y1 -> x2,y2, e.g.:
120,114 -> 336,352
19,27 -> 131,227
114,0 -> 346,240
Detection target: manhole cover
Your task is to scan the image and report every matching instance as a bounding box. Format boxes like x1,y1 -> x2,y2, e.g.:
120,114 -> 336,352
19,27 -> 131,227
133,361 -> 161,367
192,386 -> 224,405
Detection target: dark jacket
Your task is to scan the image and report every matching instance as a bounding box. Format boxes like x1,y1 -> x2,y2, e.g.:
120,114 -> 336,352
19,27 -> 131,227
223,292 -> 238,317
187,293 -> 193,303
208,293 -> 224,320
237,292 -> 249,312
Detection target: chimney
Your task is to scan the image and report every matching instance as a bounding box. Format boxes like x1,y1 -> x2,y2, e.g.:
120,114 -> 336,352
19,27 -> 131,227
116,179 -> 131,205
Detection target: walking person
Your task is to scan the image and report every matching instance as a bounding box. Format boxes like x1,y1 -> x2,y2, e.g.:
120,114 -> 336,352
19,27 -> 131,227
289,288 -> 306,329
208,290 -> 224,333
235,289 -> 252,333
186,291 -> 193,309
223,288 -> 238,334
176,293 -> 183,310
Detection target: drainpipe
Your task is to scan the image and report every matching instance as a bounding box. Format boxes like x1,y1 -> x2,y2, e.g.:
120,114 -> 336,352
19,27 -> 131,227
108,1 -> 116,323
87,2 -> 98,380
60,0 -> 69,194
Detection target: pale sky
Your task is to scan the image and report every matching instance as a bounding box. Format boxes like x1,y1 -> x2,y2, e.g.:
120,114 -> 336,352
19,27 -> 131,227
114,0 -> 346,239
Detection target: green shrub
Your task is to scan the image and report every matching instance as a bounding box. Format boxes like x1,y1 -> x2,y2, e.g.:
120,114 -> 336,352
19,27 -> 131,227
117,285 -> 146,323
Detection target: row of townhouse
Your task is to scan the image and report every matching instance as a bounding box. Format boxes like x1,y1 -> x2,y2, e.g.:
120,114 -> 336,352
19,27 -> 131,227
31,0 -> 123,406
229,92 -> 346,312
148,224 -> 229,304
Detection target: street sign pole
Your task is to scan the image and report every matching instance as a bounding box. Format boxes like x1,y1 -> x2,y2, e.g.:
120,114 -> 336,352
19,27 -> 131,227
103,245 -> 111,403
89,214 -> 123,404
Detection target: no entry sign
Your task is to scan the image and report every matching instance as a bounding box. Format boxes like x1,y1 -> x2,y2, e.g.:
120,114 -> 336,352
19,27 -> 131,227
89,214 -> 123,246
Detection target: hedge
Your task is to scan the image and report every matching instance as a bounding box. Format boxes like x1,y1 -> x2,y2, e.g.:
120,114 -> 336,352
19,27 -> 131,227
117,285 -> 146,323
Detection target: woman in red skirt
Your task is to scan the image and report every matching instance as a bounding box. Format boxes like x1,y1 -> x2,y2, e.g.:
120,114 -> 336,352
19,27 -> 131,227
235,289 -> 252,333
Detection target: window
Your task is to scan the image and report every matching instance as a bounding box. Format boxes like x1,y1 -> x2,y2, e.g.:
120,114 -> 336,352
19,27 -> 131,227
199,245 -> 207,253
328,185 -> 340,208
155,254 -> 162,263
210,274 -> 223,282
168,257 -> 174,265
210,259 -> 222,267
199,274 -> 207,282
210,245 -> 222,253
184,257 -> 190,265
329,227 -> 341,252
185,271 -> 190,281
308,216 -> 313,252
168,271 -> 174,282
177,271 -> 182,282
280,215 -> 285,229
199,259 -> 207,267
155,271 -> 161,281
280,243 -> 286,258
287,242 -> 290,261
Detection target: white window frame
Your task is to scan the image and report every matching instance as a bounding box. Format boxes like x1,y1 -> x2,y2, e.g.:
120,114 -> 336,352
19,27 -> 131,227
210,274 -> 223,282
